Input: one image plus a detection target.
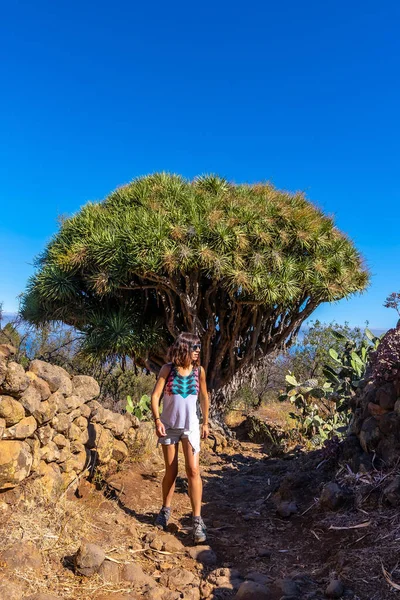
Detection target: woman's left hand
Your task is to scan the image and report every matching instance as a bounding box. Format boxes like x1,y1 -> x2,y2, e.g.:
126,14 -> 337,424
201,423 -> 209,439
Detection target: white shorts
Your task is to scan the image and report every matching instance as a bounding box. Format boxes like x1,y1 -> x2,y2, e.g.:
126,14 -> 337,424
157,427 -> 201,454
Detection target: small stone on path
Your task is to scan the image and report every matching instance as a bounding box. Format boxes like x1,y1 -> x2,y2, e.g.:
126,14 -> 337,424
234,580 -> 271,599
319,483 -> 345,511
98,559 -> 120,583
74,540 -> 105,576
277,500 -> 298,518
325,579 -> 344,598
188,545 -> 217,565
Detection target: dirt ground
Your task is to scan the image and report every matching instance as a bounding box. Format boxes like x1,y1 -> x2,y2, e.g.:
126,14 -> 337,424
1,426 -> 400,599
105,438 -> 399,600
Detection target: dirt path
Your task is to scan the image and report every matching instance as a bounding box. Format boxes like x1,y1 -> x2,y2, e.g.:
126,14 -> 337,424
101,439 -> 395,600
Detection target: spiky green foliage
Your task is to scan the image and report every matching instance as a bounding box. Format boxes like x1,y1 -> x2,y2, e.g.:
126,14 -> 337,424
21,173 -> 369,407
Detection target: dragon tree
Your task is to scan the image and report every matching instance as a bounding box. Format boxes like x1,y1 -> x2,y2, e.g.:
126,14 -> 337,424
21,173 -> 369,412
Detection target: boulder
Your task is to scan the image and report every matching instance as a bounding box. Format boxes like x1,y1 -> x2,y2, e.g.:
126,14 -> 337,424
0,440 -> 32,489
52,433 -> 70,448
49,391 -> 84,414
80,403 -> 91,418
29,360 -> 72,395
35,424 -> 54,445
26,372 -> 51,400
68,421 -> 83,441
33,398 -> 58,425
3,416 -> 37,439
0,396 -> 25,426
70,440 -> 85,454
0,362 -> 30,396
34,461 -> 63,498
19,385 -> 41,414
73,415 -> 88,431
112,439 -> 129,462
60,448 -> 89,473
51,413 -> 71,434
72,375 -> 100,401
89,423 -> 114,464
89,401 -> 128,437
40,441 -> 61,463
74,540 -> 106,576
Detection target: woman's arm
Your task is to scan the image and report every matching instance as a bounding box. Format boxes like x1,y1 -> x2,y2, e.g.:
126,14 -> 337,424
151,364 -> 171,438
199,366 -> 210,439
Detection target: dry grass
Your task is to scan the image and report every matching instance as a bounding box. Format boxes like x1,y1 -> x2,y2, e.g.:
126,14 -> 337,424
225,398 -> 295,430
0,479 -> 150,599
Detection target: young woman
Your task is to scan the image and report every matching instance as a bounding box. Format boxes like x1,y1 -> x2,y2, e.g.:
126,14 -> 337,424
151,332 -> 209,543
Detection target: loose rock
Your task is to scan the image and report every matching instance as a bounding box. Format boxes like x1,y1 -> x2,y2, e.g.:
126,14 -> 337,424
319,482 -> 345,511
120,562 -> 154,586
234,580 -> 270,599
159,567 -> 195,590
383,475 -> 400,506
74,540 -> 106,576
188,545 -> 217,565
325,579 -> 344,598
98,559 -> 120,583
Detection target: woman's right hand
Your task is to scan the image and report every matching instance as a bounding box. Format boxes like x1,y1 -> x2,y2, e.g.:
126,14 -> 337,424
155,419 -> 166,438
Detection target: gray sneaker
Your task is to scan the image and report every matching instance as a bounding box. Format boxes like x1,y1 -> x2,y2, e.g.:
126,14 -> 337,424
193,517 -> 207,544
155,506 -> 171,531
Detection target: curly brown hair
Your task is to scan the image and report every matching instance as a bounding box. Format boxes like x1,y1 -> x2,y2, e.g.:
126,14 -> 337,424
167,332 -> 201,368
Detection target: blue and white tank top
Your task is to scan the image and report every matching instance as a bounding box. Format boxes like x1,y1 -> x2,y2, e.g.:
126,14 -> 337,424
161,364 -> 200,432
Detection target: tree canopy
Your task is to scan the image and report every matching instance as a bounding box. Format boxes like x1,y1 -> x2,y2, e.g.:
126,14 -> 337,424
21,173 -> 369,408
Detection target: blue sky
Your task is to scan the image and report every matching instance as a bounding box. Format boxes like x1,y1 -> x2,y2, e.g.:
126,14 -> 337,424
0,0 -> 399,329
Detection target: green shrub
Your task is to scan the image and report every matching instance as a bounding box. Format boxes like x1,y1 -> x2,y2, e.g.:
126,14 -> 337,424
280,327 -> 382,445
126,394 -> 151,421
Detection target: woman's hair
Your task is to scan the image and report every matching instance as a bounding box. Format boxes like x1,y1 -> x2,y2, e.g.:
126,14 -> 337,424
167,332 -> 201,368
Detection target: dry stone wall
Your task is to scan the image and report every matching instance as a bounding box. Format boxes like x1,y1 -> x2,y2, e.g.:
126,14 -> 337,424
0,344 -> 139,497
352,325 -> 400,465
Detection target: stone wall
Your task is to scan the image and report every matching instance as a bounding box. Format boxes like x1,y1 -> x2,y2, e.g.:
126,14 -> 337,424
0,344 -> 140,497
352,325 -> 400,465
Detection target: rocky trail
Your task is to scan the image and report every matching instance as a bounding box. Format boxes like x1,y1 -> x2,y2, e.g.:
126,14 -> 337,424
1,433 -> 400,600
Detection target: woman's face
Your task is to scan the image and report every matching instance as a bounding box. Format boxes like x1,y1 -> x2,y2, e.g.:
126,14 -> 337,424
190,342 -> 201,362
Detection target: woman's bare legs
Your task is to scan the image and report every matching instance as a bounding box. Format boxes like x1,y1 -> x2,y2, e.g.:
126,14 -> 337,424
181,438 -> 202,516
161,443 -> 179,507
